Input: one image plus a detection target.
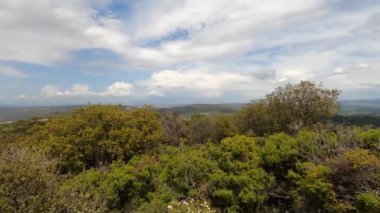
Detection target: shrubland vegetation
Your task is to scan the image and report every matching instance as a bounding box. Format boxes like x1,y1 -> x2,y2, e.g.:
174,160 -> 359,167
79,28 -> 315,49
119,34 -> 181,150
0,81 -> 379,212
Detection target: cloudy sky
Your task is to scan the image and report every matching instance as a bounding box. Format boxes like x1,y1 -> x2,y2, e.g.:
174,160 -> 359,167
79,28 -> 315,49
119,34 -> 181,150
1,0 -> 380,106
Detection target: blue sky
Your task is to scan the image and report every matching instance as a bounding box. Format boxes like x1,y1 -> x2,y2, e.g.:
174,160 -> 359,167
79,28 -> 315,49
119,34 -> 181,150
0,0 -> 380,106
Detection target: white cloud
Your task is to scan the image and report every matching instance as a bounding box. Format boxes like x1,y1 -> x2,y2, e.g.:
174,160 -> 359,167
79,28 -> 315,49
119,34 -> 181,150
14,94 -> 27,99
102,81 -> 134,97
41,85 -> 64,97
0,0 -> 127,64
40,84 -> 92,97
40,82 -> 133,98
63,84 -> 93,96
140,69 -> 252,97
0,0 -> 336,67
333,67 -> 345,75
0,66 -> 27,77
131,0 -> 324,41
271,51 -> 338,83
358,63 -> 370,69
122,0 -> 329,67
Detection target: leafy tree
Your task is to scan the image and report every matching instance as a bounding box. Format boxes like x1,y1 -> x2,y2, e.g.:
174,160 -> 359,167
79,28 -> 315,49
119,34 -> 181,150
211,115 -> 238,142
236,81 -> 340,135
161,113 -> 187,145
29,105 -> 163,172
235,100 -> 273,136
185,114 -> 214,144
266,81 -> 340,134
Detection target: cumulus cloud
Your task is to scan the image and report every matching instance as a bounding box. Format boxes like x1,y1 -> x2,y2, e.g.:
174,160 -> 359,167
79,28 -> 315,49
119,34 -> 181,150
0,66 -> 27,78
41,85 -> 65,97
41,84 -> 96,97
140,69 -> 252,97
102,82 -> 134,97
40,82 -> 133,98
269,51 -> 340,83
0,0 -> 127,64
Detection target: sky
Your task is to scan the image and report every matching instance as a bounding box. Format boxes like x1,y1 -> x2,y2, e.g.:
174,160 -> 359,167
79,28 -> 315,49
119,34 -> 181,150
1,0 -> 380,106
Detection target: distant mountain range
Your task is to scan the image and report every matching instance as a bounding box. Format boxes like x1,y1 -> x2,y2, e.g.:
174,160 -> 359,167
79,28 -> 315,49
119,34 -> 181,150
340,100 -> 380,115
0,105 -> 81,123
156,103 -> 244,115
1,100 -> 380,123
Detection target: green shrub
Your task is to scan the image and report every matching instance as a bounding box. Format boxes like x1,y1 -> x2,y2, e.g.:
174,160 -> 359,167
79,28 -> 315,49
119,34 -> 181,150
356,192 -> 380,212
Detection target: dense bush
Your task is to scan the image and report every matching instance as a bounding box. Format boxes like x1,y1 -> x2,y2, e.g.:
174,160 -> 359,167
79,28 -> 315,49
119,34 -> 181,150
28,105 -> 162,172
0,148 -> 61,212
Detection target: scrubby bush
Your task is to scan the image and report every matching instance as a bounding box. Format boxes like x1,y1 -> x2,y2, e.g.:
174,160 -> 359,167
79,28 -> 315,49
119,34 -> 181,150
28,105 -> 163,172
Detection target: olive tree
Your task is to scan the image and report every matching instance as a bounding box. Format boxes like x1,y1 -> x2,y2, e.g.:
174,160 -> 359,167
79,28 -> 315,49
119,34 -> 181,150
266,81 -> 340,133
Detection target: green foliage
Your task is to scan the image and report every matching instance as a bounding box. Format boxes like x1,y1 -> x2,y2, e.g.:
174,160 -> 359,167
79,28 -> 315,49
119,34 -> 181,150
0,148 -> 60,212
288,162 -> 336,211
59,169 -> 109,212
343,148 -> 380,170
356,192 -> 380,212
296,130 -> 339,161
211,115 -> 238,142
29,105 -> 162,172
60,157 -> 160,212
266,81 -> 340,134
235,100 -> 273,136
0,119 -> 45,139
325,148 -> 380,209
357,128 -> 380,152
261,133 -> 299,176
161,112 -> 187,145
209,136 -> 274,211
0,119 -> 46,153
159,145 -> 217,198
236,81 -> 340,135
185,113 -> 214,144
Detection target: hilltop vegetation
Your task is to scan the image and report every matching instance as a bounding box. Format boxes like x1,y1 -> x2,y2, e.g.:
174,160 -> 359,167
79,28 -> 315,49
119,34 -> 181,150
0,81 -> 379,212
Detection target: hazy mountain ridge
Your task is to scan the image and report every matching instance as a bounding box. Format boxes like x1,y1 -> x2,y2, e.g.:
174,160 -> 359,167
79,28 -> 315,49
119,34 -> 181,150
1,100 -> 380,123
0,106 -> 82,123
